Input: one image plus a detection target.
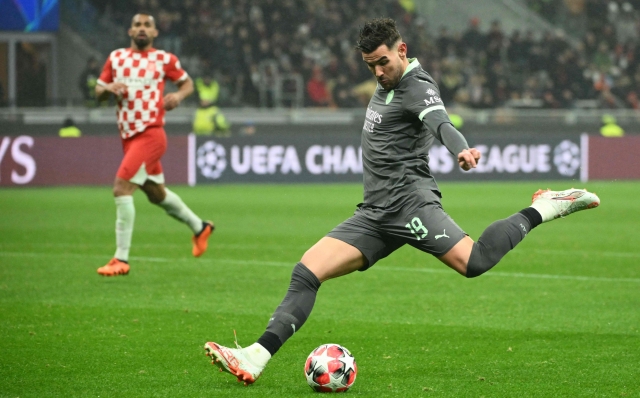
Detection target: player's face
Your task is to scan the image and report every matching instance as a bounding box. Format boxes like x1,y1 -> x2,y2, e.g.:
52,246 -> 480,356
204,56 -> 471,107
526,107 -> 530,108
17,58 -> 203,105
362,42 -> 407,91
128,14 -> 158,50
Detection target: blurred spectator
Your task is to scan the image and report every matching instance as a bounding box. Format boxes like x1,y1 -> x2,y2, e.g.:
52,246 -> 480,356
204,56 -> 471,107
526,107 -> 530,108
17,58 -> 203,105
461,17 -> 485,52
306,66 -> 332,107
59,117 -> 82,137
82,0 -> 640,110
79,57 -> 101,107
600,114 -> 624,136
195,72 -> 220,105
333,74 -> 360,108
193,71 -> 230,135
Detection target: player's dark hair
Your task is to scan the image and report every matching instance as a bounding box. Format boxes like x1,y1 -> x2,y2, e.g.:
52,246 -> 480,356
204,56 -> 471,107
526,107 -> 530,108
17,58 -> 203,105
131,11 -> 155,26
355,18 -> 402,54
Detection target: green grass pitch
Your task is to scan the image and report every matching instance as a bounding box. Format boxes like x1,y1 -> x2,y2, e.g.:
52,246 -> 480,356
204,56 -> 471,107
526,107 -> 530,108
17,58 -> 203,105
1,181 -> 639,397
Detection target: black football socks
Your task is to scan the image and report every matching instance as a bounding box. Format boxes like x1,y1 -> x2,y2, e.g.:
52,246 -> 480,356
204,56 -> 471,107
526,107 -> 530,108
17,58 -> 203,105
257,262 -> 321,356
466,208 -> 542,278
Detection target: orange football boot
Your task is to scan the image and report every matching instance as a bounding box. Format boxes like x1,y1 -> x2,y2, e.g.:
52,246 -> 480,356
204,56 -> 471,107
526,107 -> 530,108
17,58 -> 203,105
192,221 -> 214,257
97,258 -> 130,276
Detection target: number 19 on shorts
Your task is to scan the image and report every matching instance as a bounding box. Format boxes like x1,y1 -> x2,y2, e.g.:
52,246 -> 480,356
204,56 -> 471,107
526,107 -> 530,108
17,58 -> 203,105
406,217 -> 428,240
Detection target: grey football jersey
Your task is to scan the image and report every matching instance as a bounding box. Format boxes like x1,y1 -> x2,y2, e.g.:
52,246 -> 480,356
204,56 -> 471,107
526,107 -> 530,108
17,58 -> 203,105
361,59 -> 453,207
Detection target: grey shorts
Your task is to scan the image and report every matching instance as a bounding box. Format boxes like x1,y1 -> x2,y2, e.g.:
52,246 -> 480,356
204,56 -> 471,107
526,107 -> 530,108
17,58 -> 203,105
327,189 -> 467,270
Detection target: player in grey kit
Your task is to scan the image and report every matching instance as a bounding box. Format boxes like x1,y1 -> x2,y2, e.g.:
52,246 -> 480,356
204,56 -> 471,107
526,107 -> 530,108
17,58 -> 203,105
203,18 -> 600,385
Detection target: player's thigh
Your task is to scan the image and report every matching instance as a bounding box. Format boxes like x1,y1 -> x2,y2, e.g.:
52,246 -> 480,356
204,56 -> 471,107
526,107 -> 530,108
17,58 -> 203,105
117,128 -> 167,185
316,209 -> 403,280
301,237 -> 366,283
385,190 -> 468,263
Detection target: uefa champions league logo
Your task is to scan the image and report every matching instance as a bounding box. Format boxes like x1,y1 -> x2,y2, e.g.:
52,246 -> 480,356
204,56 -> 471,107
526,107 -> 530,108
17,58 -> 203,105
553,140 -> 580,177
197,140 -> 227,179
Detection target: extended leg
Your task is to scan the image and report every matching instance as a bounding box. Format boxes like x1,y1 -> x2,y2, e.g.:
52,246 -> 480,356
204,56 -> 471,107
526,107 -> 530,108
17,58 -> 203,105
440,188 -> 600,277
141,181 -> 214,257
204,237 -> 366,385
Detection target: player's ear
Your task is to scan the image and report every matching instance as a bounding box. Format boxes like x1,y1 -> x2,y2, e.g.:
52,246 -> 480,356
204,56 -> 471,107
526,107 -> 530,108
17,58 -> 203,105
397,42 -> 407,59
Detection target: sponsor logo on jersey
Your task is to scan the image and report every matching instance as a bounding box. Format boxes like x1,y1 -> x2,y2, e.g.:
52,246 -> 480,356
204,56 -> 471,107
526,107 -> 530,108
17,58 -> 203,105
426,88 -> 436,95
114,77 -> 156,87
365,107 -> 383,124
364,106 -> 383,133
423,95 -> 443,106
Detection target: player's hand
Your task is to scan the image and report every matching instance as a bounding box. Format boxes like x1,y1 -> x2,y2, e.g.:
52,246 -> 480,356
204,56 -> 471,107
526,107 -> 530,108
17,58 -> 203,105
163,93 -> 182,110
106,83 -> 128,98
458,148 -> 481,171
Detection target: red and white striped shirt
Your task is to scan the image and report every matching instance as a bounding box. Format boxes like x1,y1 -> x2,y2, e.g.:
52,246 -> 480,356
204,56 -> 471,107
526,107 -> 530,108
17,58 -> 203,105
98,48 -> 188,139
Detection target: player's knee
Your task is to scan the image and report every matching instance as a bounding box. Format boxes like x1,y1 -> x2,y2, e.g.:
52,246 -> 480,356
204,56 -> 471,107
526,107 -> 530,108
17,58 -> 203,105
113,178 -> 136,197
146,191 -> 163,204
142,184 -> 165,204
113,185 -> 132,197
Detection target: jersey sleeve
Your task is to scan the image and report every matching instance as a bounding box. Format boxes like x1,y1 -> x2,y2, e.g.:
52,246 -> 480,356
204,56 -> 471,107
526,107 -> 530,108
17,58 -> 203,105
97,56 -> 113,86
164,53 -> 189,82
403,78 -> 451,134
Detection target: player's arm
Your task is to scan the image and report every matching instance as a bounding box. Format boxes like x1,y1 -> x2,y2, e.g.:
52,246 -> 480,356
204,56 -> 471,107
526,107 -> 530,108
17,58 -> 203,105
405,79 -> 480,170
164,54 -> 194,110
95,56 -> 127,101
426,118 -> 480,171
164,76 -> 193,110
95,82 -> 128,101
436,123 -> 481,171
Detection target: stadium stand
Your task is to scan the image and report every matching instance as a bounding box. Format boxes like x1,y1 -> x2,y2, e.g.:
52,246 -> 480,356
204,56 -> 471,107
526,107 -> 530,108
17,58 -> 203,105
6,0 -> 640,110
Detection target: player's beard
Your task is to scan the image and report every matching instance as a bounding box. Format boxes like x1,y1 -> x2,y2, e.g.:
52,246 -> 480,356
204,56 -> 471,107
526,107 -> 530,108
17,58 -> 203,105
133,36 -> 151,49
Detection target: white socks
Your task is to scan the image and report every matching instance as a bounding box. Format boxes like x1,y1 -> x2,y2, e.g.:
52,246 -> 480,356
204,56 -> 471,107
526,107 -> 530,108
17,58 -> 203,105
158,188 -> 203,233
529,201 -> 555,223
114,195 -> 135,261
245,343 -> 272,368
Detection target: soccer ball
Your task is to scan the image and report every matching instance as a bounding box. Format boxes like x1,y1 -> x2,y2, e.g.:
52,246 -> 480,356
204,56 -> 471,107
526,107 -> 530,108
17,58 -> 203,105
304,343 -> 357,392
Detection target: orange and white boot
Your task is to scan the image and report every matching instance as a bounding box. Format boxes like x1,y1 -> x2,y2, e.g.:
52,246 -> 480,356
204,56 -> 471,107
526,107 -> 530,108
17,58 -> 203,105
204,341 -> 268,385
531,188 -> 600,222
192,221 -> 214,257
97,258 -> 130,276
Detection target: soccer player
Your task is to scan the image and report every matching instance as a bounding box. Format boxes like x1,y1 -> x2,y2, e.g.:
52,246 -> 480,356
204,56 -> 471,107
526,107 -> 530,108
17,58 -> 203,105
95,13 -> 214,276
203,18 -> 600,384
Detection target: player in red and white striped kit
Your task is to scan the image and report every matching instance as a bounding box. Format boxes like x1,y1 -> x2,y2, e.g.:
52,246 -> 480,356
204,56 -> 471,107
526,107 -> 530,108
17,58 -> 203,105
96,13 -> 213,276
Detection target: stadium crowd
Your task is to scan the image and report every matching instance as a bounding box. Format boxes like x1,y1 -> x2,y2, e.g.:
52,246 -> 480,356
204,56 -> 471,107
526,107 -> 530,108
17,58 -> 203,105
84,0 -> 640,110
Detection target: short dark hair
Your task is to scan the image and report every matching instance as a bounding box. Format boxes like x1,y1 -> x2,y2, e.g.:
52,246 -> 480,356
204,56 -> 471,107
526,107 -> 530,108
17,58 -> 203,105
355,18 -> 402,54
131,12 -> 155,26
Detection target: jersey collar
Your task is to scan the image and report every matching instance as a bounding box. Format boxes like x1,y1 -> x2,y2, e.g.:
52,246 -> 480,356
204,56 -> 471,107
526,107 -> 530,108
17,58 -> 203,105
401,58 -> 420,80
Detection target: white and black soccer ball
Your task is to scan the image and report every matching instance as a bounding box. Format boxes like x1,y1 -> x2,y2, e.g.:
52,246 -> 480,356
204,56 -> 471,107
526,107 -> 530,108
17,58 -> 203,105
304,344 -> 357,393
196,140 -> 227,180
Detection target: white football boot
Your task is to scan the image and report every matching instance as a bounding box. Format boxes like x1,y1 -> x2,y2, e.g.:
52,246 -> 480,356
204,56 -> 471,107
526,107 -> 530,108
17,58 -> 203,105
530,188 -> 600,222
204,341 -> 268,385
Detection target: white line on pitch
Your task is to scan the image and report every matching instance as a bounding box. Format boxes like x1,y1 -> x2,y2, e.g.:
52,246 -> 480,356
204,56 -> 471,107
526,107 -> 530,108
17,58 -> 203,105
2,243 -> 640,258
1,251 -> 639,284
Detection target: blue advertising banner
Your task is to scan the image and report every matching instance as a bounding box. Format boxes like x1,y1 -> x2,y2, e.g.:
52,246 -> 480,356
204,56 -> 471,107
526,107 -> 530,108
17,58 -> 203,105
0,0 -> 59,32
